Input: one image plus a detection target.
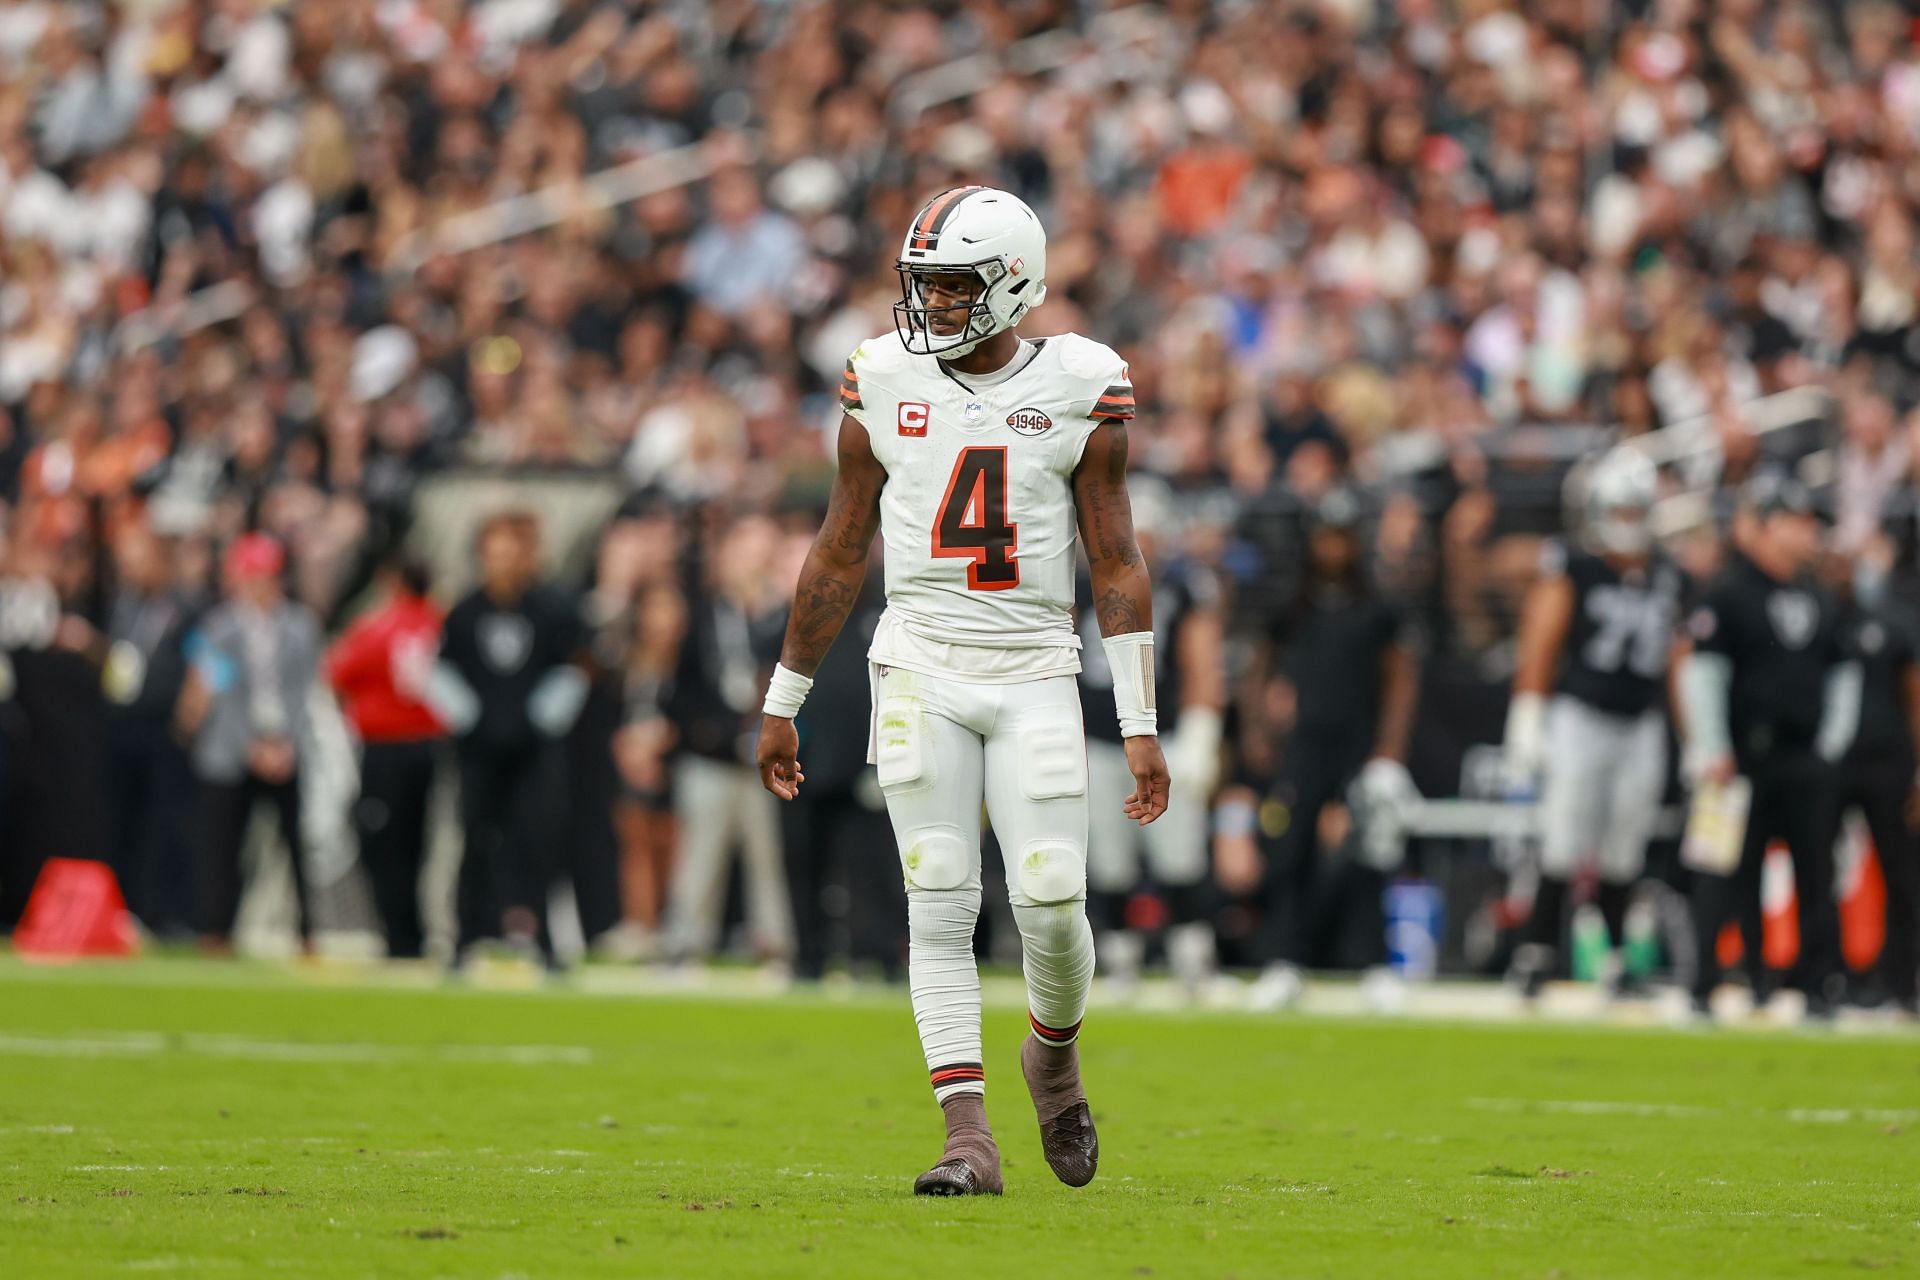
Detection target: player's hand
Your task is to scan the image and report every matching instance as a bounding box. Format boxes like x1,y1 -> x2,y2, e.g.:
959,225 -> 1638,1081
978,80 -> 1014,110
756,714 -> 805,800
1122,735 -> 1170,826
1695,755 -> 1736,787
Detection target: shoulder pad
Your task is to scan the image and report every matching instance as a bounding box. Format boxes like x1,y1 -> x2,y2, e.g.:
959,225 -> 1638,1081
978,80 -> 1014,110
1048,332 -> 1133,421
1050,332 -> 1128,383
847,330 -> 913,377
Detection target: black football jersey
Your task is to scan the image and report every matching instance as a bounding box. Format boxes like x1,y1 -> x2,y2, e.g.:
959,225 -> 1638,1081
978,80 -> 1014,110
1687,552 -> 1848,763
1546,540 -> 1684,716
1841,598 -> 1916,759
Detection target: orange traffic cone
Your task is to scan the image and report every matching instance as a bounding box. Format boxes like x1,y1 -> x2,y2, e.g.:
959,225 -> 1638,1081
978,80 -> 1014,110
1715,841 -> 1800,971
1834,813 -> 1888,974
14,859 -> 139,961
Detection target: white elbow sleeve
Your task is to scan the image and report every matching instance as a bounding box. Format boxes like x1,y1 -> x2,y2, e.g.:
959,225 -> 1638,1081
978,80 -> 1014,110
528,667 -> 590,737
425,662 -> 481,735
1102,632 -> 1157,737
1677,652 -> 1733,774
1817,661 -> 1862,763
1503,691 -> 1547,776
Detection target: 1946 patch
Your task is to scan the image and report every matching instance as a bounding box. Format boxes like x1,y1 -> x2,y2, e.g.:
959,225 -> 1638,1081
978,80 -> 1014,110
1006,407 -> 1053,436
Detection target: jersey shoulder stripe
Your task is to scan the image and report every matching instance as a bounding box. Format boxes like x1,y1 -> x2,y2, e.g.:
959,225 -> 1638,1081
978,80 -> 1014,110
1091,383 -> 1135,421
839,358 -> 862,411
1044,332 -> 1133,421
842,332 -> 917,429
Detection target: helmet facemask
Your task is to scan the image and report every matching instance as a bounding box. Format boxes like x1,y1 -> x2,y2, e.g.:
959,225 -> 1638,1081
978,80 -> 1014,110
1590,501 -> 1653,556
893,259 -> 1012,357
1583,449 -> 1659,557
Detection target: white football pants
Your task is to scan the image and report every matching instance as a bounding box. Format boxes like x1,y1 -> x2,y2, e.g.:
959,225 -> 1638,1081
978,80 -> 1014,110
1086,737 -> 1208,893
1539,695 -> 1667,883
870,663 -> 1095,1101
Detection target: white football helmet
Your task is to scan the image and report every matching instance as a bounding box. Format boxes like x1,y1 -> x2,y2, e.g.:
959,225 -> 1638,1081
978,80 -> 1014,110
1583,446 -> 1658,556
894,185 -> 1048,358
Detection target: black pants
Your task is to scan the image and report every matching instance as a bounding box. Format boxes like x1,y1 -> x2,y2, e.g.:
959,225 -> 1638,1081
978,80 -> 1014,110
780,782 -> 903,980
1690,751 -> 1839,1001
1820,751 -> 1919,1003
455,741 -> 559,954
355,739 -> 438,959
1258,741 -> 1366,968
562,680 -> 625,946
199,770 -> 312,942
104,722 -> 195,936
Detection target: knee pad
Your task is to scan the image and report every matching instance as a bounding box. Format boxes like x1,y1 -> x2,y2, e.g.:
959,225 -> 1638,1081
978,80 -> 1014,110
900,827 -> 973,893
1015,840 -> 1086,905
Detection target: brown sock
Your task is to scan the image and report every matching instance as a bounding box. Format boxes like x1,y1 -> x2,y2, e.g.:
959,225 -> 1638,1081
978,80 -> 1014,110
938,1093 -> 1002,1191
1021,1036 -> 1083,1119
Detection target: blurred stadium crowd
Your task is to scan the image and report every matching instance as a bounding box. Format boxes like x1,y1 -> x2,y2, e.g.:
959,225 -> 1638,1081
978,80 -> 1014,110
3,1 -> 1920,990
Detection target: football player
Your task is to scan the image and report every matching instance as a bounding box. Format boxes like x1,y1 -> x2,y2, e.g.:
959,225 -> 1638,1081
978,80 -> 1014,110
755,186 -> 1170,1196
1074,483 -> 1225,1000
1503,447 -> 1682,998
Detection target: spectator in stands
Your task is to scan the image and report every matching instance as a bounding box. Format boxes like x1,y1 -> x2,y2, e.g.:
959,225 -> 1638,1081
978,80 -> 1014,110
176,534 -> 321,955
326,553 -> 444,960
431,511 -> 587,968
680,165 -> 806,320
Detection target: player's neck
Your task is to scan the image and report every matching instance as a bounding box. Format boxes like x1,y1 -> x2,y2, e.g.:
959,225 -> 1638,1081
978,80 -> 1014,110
939,330 -> 1022,378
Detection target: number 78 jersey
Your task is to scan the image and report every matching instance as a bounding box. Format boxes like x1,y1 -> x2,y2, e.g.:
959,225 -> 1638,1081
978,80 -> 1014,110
841,330 -> 1134,673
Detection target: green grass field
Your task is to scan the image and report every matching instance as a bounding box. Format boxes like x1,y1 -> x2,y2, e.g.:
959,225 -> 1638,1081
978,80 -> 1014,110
2,960 -> 1916,1279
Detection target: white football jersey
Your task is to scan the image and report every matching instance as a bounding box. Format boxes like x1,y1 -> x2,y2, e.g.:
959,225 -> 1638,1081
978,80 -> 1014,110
840,329 -> 1135,681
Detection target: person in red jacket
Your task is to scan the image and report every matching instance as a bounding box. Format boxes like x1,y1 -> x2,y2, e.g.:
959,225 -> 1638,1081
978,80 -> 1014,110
327,554 -> 445,959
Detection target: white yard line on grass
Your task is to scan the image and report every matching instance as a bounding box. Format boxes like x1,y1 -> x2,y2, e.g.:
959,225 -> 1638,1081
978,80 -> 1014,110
0,1031 -> 591,1065
1467,1097 -> 1920,1124
1467,1097 -> 1717,1119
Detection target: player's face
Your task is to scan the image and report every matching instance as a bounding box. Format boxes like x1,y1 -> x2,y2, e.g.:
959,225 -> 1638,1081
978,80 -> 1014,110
479,527 -> 534,596
1596,501 -> 1651,559
1310,526 -> 1359,577
917,271 -> 981,336
1765,510 -> 1821,573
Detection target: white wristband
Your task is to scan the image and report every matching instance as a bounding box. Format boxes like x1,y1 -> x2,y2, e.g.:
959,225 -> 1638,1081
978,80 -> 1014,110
1102,632 -> 1157,737
762,662 -> 814,719
1503,691 -> 1546,775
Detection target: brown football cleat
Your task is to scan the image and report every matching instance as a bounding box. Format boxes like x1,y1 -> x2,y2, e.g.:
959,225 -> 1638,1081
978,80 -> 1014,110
913,1094 -> 1004,1196
1021,1033 -> 1098,1187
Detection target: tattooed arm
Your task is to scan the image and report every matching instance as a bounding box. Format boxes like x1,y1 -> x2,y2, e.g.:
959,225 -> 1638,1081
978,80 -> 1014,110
1073,420 -> 1153,638
1073,419 -> 1171,823
757,415 -> 885,799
